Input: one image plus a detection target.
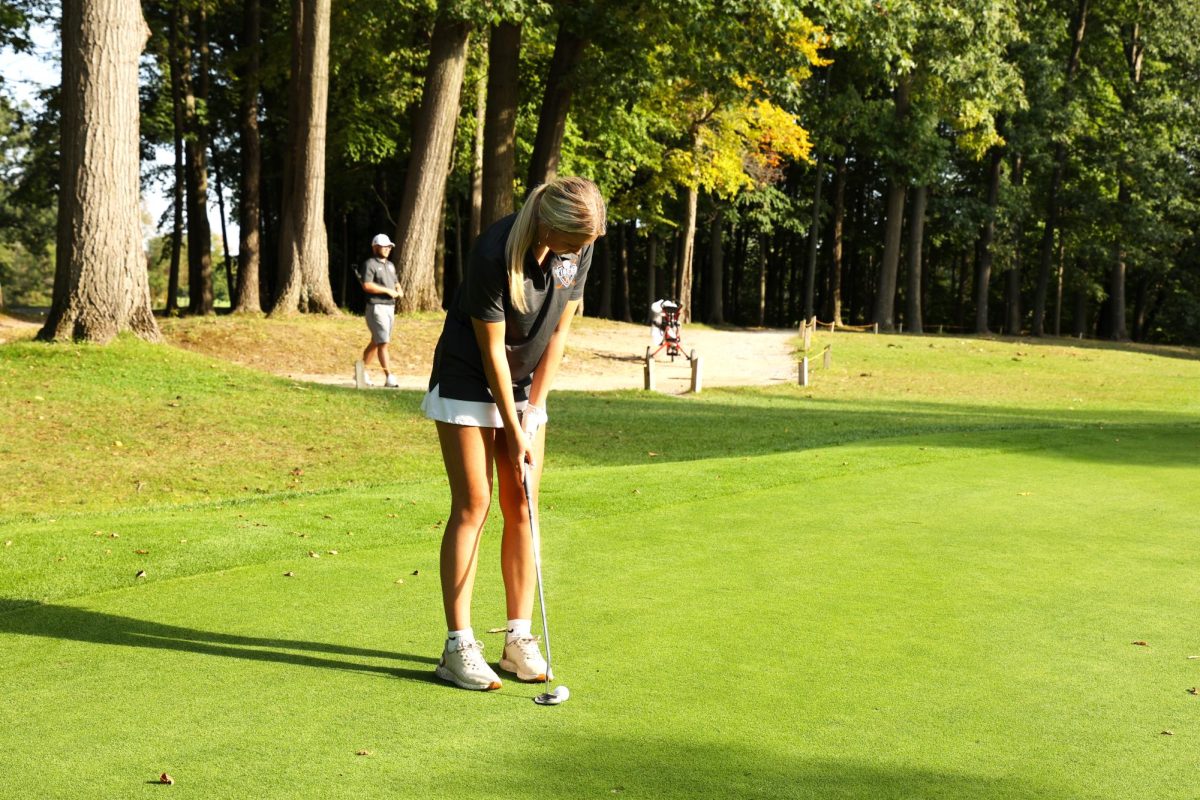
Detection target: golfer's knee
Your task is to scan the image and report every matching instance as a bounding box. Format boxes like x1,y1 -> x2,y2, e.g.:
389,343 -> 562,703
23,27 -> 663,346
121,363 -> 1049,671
452,492 -> 490,529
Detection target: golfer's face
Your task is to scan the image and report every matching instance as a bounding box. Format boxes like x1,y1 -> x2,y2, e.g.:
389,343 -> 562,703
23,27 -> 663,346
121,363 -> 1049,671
543,230 -> 595,260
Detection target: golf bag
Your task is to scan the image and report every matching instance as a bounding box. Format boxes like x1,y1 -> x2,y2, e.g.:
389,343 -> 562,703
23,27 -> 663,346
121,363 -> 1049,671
647,299 -> 692,362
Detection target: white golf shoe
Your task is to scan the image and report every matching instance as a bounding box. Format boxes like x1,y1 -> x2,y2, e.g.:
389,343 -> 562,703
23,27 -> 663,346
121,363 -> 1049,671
435,640 -> 503,691
499,636 -> 552,682
384,374 -> 399,388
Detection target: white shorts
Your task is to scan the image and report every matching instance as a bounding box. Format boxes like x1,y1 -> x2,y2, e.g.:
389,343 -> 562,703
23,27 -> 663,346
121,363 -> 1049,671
420,383 -> 527,429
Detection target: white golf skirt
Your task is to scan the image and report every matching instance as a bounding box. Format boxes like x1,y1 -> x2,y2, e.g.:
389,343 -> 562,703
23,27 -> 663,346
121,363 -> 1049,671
421,383 -> 526,429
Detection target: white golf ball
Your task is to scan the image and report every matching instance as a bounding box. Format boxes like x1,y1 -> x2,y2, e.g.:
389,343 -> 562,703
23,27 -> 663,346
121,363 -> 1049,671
553,686 -> 570,701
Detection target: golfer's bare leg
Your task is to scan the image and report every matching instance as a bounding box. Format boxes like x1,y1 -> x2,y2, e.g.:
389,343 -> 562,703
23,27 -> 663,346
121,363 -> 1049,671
378,342 -> 392,376
437,422 -> 494,630
362,341 -> 377,366
495,423 -> 545,621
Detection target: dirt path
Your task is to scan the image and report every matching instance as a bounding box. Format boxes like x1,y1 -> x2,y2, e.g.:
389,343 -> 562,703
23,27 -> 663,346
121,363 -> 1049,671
293,322 -> 799,394
0,312 -> 41,344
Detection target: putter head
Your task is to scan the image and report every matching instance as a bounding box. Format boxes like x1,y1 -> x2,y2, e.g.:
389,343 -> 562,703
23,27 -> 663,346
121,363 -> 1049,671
533,685 -> 570,706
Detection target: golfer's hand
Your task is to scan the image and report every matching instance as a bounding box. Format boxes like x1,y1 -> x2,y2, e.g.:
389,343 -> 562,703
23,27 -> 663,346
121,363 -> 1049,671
506,426 -> 532,475
521,403 -> 547,447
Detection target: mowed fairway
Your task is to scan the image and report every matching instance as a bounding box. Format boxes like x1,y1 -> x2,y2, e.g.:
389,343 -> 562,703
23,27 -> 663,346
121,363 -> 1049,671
1,324 -> 1199,799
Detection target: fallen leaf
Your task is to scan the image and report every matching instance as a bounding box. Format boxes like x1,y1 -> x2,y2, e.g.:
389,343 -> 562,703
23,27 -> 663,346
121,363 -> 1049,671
1132,641 -> 1150,647
308,551 -> 320,558
1188,688 -> 1198,696
647,452 -> 659,457
179,539 -> 187,544
1161,730 -> 1174,736
283,571 -> 295,577
632,488 -> 641,495
109,532 -> 120,539
394,579 -> 404,585
135,549 -> 149,555
327,550 -> 338,555
4,541 -> 11,547
387,513 -> 397,519
487,627 -> 507,634
1189,656 -> 1200,660
1017,492 -> 1032,496
291,467 -> 304,477
135,570 -> 147,579
160,772 -> 175,785
411,569 -> 420,576
356,750 -> 372,757
323,514 -> 333,520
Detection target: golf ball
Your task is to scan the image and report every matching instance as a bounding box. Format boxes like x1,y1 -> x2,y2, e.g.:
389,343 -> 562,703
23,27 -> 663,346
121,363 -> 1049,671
553,686 -> 570,701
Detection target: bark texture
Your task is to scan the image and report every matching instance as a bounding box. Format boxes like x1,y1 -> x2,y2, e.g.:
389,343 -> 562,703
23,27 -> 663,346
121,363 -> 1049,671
41,0 -> 160,343
527,21 -> 586,188
233,0 -> 262,313
906,184 -> 927,333
393,14 -> 471,312
677,186 -> 698,323
272,0 -> 338,315
480,21 -> 519,229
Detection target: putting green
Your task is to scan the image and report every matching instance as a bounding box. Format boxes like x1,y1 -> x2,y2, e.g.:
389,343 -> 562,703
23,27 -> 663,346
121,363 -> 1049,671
3,423 -> 1197,799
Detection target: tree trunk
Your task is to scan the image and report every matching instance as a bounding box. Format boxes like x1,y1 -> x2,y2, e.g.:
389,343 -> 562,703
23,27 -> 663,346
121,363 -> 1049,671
826,155 -> 845,325
618,221 -> 632,322
645,232 -> 657,314
1110,19 -> 1142,341
873,75 -> 910,332
1033,0 -> 1089,336
906,184 -> 927,333
393,13 -> 471,312
480,21 -> 519,229
272,0 -> 338,315
596,232 -> 612,318
40,0 -> 160,343
527,20 -> 586,188
975,147 -> 1002,333
708,206 -> 724,324
181,7 -> 213,315
1005,153 -> 1023,334
213,157 -> 234,302
755,234 -> 767,327
167,1 -> 184,315
874,181 -> 906,331
468,39 -> 486,242
803,156 -> 824,321
233,0 -> 262,313
678,186 -> 698,323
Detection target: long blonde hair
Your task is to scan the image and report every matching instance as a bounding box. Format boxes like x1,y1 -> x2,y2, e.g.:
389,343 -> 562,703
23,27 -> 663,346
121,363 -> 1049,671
504,176 -> 607,313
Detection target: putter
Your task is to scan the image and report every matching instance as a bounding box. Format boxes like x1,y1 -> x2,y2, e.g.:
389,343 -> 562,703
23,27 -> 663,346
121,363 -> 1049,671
522,467 -> 569,706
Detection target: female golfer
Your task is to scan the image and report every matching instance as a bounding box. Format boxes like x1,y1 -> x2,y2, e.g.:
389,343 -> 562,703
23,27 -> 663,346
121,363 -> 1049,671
421,176 -> 606,690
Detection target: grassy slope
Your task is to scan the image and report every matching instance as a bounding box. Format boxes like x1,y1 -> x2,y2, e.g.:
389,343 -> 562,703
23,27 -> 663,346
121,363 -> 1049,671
1,321 -> 1199,799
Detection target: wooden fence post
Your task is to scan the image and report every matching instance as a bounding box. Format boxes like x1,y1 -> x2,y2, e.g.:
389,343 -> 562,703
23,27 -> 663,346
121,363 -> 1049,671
873,322 -> 879,334
354,360 -> 367,389
644,353 -> 655,391
799,356 -> 809,386
690,355 -> 703,393
823,345 -> 831,369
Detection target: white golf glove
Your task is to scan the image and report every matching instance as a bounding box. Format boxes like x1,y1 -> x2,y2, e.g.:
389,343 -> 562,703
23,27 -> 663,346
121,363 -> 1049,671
521,402 -> 548,446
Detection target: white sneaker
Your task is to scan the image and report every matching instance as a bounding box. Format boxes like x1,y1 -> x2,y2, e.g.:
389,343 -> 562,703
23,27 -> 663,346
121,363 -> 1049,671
384,374 -> 399,388
435,640 -> 503,690
362,371 -> 375,387
499,636 -> 552,682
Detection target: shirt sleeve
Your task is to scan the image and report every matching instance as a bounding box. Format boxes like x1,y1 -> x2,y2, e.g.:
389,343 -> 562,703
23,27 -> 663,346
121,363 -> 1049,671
569,243 -> 594,301
464,248 -> 508,323
361,260 -> 378,286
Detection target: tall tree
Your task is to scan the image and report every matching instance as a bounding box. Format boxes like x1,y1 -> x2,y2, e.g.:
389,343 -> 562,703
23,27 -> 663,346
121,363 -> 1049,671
233,0 -> 262,313
181,5 -> 213,315
1033,0 -> 1090,336
527,16 -> 587,187
394,9 -> 471,312
480,20 -> 519,229
40,0 -> 160,342
272,0 -> 339,314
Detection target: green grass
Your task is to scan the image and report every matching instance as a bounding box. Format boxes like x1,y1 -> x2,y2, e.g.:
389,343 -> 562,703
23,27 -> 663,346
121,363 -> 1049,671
1,324 -> 1199,799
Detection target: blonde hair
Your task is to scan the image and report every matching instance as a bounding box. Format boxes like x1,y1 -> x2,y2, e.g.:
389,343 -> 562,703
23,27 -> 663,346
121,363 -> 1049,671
504,176 -> 607,313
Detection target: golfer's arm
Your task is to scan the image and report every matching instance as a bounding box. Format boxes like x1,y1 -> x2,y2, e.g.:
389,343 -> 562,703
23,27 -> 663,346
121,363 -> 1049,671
471,318 -> 522,432
528,299 -> 581,409
362,281 -> 394,297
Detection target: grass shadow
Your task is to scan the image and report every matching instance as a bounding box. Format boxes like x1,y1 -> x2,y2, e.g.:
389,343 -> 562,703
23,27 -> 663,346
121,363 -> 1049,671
524,733 -> 1079,799
549,390 -> 1200,469
0,599 -> 440,685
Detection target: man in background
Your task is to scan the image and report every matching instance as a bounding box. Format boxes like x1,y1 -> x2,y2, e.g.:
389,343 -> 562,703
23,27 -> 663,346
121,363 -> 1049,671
359,234 -> 403,387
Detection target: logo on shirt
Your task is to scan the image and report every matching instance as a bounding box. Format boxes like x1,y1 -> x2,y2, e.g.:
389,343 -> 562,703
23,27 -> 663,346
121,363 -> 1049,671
552,257 -> 578,290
